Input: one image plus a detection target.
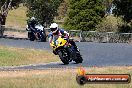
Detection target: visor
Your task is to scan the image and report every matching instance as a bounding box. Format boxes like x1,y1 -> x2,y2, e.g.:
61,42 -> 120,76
50,27 -> 57,32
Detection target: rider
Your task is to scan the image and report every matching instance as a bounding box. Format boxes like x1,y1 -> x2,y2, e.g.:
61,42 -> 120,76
48,23 -> 79,55
27,17 -> 38,33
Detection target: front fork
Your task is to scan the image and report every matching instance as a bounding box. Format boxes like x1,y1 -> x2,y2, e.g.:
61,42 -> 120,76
57,49 -> 69,60
66,46 -> 76,61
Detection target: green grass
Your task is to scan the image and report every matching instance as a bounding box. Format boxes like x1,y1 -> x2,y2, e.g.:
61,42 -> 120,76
0,46 -> 59,66
0,49 -> 26,66
0,66 -> 131,88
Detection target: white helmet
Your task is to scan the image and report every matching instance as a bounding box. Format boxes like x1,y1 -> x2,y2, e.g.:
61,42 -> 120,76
50,23 -> 58,29
31,17 -> 36,21
50,23 -> 59,33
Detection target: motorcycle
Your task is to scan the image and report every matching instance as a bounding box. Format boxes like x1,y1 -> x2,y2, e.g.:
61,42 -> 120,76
50,36 -> 83,64
26,24 -> 46,42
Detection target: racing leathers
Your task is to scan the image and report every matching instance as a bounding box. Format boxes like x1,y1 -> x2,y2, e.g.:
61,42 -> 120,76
48,28 -> 78,55
27,20 -> 38,33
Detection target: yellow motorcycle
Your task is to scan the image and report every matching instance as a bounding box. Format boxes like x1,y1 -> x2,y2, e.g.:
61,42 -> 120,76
50,36 -> 83,64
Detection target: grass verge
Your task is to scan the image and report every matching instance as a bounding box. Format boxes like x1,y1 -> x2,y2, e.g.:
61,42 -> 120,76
0,66 -> 131,88
0,46 -> 59,66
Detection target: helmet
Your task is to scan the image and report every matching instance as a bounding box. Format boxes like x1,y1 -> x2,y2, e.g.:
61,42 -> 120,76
50,23 -> 59,33
30,17 -> 36,21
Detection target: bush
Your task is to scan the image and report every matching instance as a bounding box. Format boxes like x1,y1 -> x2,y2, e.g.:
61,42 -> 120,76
96,15 -> 123,32
63,0 -> 105,31
118,24 -> 132,33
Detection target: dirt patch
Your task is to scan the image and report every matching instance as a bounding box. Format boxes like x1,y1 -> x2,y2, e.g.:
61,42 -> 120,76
4,31 -> 27,38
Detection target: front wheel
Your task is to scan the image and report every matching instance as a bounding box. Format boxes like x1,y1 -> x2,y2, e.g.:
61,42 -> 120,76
40,33 -> 46,42
28,32 -> 35,41
58,50 -> 69,65
74,51 -> 83,63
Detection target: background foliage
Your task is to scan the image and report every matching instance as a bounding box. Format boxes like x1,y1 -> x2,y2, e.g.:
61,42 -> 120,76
0,0 -> 22,25
96,16 -> 123,32
25,0 -> 63,27
113,0 -> 132,23
63,0 -> 105,31
0,0 -> 132,32
113,0 -> 132,32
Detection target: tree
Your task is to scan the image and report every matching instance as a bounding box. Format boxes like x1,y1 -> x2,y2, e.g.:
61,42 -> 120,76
112,0 -> 132,33
103,0 -> 113,15
0,0 -> 22,36
63,0 -> 105,31
0,0 -> 22,25
25,0 -> 63,27
56,0 -> 68,20
113,0 -> 132,23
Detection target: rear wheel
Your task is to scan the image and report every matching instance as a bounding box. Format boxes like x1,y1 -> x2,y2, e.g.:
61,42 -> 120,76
58,50 -> 69,65
28,32 -> 35,41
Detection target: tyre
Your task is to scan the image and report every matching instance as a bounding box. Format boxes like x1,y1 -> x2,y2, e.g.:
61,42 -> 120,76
39,31 -> 46,42
58,50 -> 69,65
74,51 -> 83,63
40,33 -> 46,42
28,32 -> 35,41
43,30 -> 47,42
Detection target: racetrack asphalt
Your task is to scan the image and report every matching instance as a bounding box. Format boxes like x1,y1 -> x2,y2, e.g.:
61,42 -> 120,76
0,38 -> 132,70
